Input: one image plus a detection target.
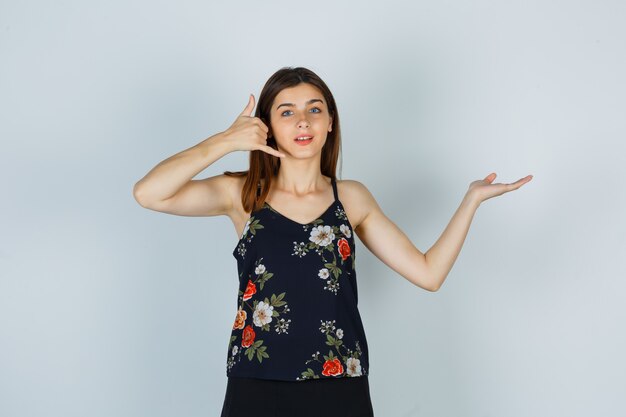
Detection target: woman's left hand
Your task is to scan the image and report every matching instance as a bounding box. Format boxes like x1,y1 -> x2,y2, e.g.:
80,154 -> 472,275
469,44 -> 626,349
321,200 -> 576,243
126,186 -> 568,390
467,173 -> 533,205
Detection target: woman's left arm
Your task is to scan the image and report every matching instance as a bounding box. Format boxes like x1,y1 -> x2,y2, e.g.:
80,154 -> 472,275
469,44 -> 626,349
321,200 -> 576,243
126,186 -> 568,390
353,173 -> 533,292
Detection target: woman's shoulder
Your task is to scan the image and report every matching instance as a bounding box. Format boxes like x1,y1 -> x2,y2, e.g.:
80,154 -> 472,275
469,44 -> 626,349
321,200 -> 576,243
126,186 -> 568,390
336,178 -> 379,230
336,178 -> 372,199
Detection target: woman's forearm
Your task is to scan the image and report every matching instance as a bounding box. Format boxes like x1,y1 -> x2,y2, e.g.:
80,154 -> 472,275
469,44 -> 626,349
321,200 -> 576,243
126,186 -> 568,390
425,193 -> 480,291
133,132 -> 233,206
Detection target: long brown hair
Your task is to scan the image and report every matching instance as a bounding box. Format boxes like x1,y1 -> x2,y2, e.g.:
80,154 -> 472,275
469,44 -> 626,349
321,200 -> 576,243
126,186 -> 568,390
223,66 -> 343,214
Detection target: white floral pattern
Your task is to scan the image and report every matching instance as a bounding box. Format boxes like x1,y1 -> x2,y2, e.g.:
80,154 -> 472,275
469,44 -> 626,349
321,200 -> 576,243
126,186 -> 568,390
253,301 -> 274,327
309,225 -> 335,246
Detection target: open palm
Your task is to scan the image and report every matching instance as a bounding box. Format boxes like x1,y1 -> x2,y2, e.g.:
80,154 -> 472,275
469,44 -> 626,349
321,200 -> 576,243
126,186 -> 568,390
468,173 -> 533,204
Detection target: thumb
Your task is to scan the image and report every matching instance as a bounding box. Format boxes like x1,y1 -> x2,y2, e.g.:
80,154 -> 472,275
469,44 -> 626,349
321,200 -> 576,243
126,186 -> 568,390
240,93 -> 255,117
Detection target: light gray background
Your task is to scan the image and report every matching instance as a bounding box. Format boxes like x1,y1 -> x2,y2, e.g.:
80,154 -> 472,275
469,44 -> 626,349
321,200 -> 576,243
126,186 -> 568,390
1,1 -> 625,416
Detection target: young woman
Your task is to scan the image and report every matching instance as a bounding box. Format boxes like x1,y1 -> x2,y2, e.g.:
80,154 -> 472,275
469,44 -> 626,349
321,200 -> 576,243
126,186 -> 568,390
133,66 -> 532,417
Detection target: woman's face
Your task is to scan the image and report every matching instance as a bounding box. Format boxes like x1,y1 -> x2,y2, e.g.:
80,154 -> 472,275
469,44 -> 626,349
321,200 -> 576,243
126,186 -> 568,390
268,83 -> 333,158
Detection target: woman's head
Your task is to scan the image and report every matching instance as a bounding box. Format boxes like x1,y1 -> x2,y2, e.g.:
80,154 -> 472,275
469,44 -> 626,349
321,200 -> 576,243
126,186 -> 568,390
255,67 -> 341,172
261,82 -> 333,159
225,66 -> 342,213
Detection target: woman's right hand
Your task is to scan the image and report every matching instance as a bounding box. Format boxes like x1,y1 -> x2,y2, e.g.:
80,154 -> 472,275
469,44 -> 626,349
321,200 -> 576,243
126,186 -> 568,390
222,94 -> 286,158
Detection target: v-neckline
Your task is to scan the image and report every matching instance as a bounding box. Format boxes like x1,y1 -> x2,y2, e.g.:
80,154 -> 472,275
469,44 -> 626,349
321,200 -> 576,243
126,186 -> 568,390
263,199 -> 338,227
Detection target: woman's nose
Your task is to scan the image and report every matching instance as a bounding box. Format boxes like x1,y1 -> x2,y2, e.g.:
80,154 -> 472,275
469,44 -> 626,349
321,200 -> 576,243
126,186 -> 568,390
297,118 -> 310,128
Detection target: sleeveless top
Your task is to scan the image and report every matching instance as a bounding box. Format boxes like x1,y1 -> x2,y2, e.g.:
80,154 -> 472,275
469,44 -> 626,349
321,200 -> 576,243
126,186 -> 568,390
226,177 -> 370,382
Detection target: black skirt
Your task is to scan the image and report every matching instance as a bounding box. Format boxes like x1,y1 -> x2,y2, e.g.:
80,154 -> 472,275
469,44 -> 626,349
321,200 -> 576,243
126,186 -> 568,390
220,375 -> 375,417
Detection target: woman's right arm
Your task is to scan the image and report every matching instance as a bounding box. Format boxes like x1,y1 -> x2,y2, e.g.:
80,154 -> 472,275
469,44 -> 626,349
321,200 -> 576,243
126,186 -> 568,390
132,94 -> 285,217
132,132 -> 236,217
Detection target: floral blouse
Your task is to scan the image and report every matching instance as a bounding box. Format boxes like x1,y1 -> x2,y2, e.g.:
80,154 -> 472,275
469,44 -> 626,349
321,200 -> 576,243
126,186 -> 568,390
226,177 -> 370,381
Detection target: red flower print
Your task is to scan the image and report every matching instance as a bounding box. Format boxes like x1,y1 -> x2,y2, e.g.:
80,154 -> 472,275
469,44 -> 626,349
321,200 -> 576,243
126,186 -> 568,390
243,279 -> 257,301
241,324 -> 256,348
337,238 -> 351,261
321,357 -> 344,376
232,307 -> 247,330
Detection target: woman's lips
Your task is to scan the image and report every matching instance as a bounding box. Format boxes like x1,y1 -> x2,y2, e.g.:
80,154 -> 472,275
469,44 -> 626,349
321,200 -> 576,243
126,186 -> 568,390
294,136 -> 314,146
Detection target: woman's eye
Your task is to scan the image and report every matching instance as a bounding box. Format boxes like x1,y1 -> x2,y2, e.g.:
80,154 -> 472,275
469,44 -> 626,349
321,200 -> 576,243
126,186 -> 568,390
281,107 -> 322,116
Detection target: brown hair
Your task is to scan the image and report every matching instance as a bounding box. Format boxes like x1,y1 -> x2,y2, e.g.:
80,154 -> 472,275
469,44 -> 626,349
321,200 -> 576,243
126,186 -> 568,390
223,66 -> 343,214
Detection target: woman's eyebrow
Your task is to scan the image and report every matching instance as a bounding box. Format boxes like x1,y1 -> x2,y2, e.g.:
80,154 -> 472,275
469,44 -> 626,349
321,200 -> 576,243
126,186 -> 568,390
276,99 -> 324,110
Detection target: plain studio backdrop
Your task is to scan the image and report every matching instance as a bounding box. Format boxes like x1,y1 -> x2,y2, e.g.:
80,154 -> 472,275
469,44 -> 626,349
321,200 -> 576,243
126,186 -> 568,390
1,1 -> 625,416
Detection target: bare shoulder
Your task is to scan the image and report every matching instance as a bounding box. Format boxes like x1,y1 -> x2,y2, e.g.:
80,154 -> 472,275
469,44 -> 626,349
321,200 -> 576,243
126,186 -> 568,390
336,178 -> 380,231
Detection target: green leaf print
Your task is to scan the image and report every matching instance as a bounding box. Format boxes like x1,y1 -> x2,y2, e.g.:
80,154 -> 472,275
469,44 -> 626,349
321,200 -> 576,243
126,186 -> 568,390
326,334 -> 343,348
248,218 -> 264,236
270,292 -> 286,306
245,346 -> 255,360
323,349 -> 336,361
258,272 -> 273,291
245,339 -> 269,363
300,368 -> 319,380
256,346 -> 269,363
326,263 -> 342,279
